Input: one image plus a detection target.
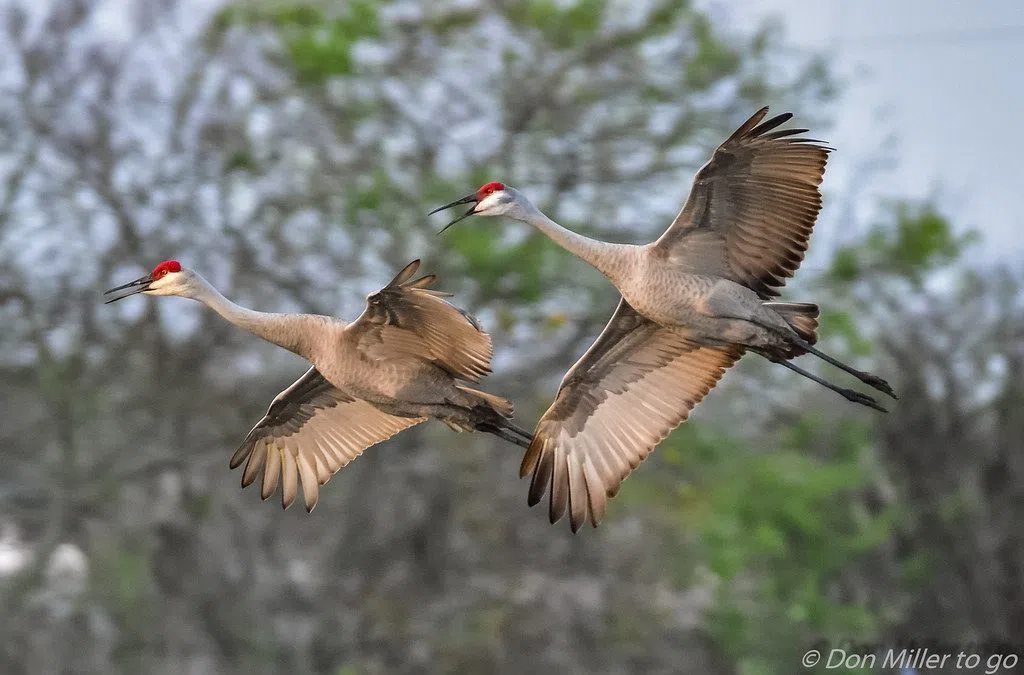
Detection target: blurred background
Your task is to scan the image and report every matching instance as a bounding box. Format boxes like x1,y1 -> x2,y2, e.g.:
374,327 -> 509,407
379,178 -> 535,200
1,0 -> 1022,673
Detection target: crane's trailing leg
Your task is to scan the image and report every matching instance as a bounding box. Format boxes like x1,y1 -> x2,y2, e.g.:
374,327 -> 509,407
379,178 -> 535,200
790,338 -> 898,400
741,301 -> 894,407
479,423 -> 533,449
447,384 -> 534,449
756,350 -> 887,413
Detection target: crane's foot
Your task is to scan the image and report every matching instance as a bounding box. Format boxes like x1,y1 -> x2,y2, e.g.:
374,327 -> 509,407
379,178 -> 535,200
856,371 -> 898,400
792,339 -> 898,400
841,387 -> 888,413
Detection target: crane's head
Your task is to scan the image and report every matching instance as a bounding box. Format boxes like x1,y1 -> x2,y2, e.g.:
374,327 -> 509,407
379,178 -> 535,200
104,259 -> 194,304
428,181 -> 519,233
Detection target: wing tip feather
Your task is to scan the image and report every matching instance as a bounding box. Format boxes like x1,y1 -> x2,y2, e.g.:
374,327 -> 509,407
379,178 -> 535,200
387,259 -> 421,287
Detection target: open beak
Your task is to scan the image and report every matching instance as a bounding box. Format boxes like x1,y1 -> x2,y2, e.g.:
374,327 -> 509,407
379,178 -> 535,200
428,194 -> 478,234
103,274 -> 153,304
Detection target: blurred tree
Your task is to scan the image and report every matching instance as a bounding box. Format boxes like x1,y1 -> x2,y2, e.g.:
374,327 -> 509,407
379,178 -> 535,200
828,206 -> 1023,652
13,1 -> 1020,675
634,203 -> 1022,675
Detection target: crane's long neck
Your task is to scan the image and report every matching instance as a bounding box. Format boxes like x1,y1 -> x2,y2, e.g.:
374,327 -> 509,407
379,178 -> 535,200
189,276 -> 335,362
519,203 -> 632,285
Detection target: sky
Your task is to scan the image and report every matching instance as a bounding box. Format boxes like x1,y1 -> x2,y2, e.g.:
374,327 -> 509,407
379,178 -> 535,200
716,0 -> 1024,261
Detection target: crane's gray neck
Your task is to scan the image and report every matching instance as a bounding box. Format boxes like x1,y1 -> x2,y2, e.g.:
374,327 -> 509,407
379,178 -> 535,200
188,274 -> 334,361
517,199 -> 631,285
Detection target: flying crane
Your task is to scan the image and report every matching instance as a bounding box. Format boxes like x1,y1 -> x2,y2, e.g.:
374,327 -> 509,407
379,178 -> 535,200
105,259 -> 531,512
431,107 -> 897,532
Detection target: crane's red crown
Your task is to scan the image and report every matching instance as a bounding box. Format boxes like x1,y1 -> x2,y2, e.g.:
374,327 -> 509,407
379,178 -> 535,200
151,260 -> 182,279
477,181 -> 505,199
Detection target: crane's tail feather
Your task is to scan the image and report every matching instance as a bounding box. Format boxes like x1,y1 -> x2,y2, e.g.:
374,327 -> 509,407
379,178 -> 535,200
762,301 -> 818,359
455,384 -> 534,448
764,301 -> 818,344
455,385 -> 514,417
763,303 -> 897,399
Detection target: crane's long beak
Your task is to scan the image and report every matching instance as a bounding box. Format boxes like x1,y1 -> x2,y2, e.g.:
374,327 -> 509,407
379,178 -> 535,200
103,274 -> 153,304
428,194 -> 477,234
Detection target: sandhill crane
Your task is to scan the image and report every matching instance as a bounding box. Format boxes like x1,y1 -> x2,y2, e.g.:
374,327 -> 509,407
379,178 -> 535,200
104,259 -> 531,512
431,107 -> 897,532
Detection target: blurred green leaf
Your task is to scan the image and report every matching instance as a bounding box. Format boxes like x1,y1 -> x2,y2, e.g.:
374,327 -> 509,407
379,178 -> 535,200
828,203 -> 977,287
506,0 -> 608,50
217,1 -> 380,82
686,15 -> 742,89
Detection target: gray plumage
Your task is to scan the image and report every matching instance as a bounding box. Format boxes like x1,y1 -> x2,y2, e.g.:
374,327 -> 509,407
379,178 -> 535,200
104,259 -> 532,513
432,107 -> 896,532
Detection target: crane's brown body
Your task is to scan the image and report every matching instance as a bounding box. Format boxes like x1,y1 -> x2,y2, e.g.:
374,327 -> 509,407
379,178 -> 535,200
609,263 -> 793,349
433,107 -> 896,532
105,259 -> 530,513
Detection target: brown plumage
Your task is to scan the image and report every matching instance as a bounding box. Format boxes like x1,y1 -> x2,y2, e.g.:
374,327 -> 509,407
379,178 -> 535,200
432,107 -> 896,532
106,259 -> 532,514
655,108 -> 832,299
229,366 -> 424,512
350,260 -> 494,382
519,299 -> 743,526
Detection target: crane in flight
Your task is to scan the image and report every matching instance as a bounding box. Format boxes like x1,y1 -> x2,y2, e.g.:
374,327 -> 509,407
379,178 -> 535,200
104,259 -> 531,513
431,107 -> 897,532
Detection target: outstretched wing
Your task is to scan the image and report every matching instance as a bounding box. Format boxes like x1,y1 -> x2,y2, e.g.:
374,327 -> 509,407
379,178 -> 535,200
348,259 -> 493,381
229,366 -> 425,512
655,107 -> 832,298
521,299 -> 743,532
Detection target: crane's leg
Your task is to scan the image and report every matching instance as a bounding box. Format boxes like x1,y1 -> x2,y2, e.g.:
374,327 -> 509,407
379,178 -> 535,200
788,338 -> 897,400
757,351 -> 888,413
699,289 -> 895,400
503,422 -> 535,444
479,422 -> 532,449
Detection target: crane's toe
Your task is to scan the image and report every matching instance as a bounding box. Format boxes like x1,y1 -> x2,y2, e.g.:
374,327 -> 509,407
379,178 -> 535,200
859,372 -> 898,400
843,388 -> 887,413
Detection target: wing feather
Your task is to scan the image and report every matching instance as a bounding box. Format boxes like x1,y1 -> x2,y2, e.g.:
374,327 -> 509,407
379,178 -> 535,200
262,442 -> 281,501
523,299 -> 743,531
655,107 -> 831,298
348,259 -> 493,381
232,366 -> 425,512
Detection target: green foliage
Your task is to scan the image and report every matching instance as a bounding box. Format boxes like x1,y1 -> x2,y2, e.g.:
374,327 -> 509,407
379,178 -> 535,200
225,149 -> 257,173
216,1 -> 380,81
819,309 -> 873,358
346,167 -> 393,216
649,0 -> 689,34
828,203 -> 978,287
185,492 -> 213,520
442,226 -> 553,304
91,543 -> 160,660
505,0 -> 607,50
641,417 -> 895,673
686,14 -> 742,90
